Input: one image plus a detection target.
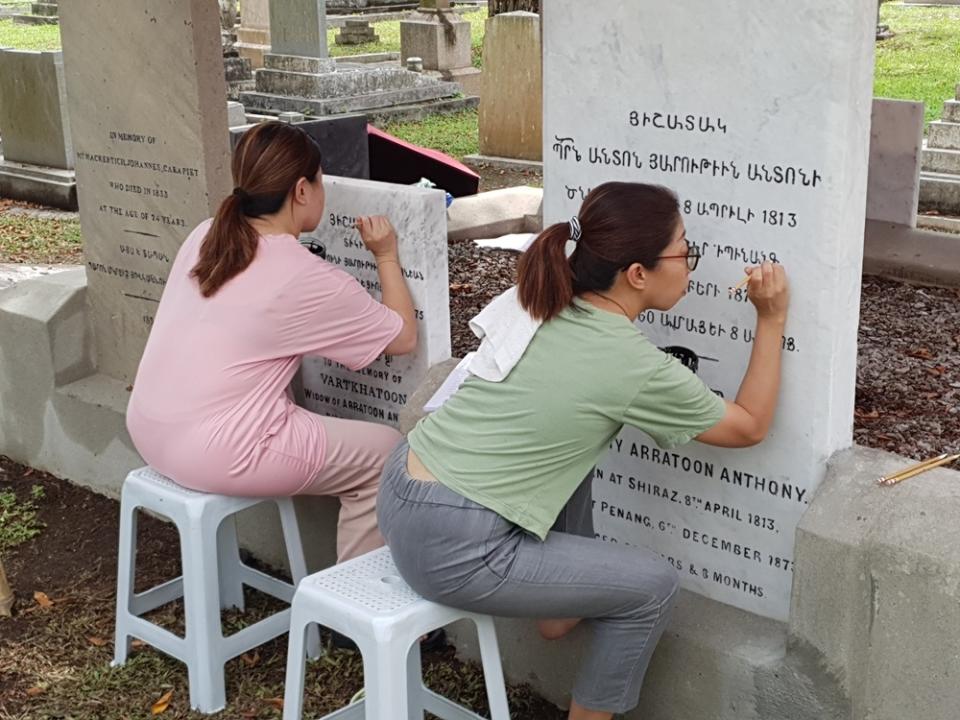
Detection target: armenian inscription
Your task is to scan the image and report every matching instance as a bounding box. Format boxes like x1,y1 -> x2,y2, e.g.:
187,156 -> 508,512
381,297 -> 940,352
299,176 -> 451,428
544,0 -> 875,620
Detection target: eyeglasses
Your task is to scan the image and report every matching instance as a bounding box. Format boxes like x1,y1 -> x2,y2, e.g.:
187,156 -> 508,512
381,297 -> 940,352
658,247 -> 700,272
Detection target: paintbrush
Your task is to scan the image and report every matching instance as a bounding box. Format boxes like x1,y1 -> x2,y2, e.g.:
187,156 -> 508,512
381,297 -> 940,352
728,274 -> 751,294
878,452 -> 960,486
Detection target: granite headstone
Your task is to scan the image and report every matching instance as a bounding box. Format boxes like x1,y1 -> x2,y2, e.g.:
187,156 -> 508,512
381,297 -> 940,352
229,116 -> 371,180
59,0 -> 231,383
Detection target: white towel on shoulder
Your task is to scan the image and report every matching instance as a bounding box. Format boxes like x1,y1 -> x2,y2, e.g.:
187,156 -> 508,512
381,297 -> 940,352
466,286 -> 543,382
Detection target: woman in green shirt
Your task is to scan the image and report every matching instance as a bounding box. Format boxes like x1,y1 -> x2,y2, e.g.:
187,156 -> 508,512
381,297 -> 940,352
377,181 -> 789,720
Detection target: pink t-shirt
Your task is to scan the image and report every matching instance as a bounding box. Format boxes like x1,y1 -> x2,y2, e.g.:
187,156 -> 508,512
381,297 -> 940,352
126,219 -> 402,495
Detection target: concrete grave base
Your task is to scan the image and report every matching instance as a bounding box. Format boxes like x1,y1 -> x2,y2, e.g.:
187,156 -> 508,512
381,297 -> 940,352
863,218 -> 960,288
435,65 -> 482,97
0,159 -> 76,210
0,269 -> 339,575
11,14 -> 58,25
399,9 -> 472,72
398,360 -> 960,720
917,214 -> 960,235
446,185 -> 543,240
462,153 -> 543,174
239,52 -> 469,120
5,263 -> 960,718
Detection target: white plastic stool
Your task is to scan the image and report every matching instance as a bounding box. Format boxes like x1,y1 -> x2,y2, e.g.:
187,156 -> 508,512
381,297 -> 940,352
113,466 -> 318,713
283,547 -> 511,720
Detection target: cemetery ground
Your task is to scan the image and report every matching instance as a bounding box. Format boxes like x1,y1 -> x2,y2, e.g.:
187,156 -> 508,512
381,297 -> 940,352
2,207 -> 960,718
0,453 -> 565,720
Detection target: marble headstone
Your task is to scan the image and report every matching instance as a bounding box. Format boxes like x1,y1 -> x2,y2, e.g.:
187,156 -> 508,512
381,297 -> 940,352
269,0 -> 328,59
59,0 -> 231,383
544,0 -> 875,621
299,176 -> 451,427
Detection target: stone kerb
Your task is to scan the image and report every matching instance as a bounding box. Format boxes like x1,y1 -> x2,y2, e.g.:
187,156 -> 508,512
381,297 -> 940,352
11,2 -> 58,25
298,175 -> 451,427
543,0 -> 874,622
239,54 -> 460,116
0,269 -> 138,491
791,446 -> 960,720
335,19 -> 379,45
327,0 -> 419,11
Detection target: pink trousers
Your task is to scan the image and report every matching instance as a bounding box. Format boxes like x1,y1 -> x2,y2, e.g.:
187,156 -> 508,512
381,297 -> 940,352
298,416 -> 401,563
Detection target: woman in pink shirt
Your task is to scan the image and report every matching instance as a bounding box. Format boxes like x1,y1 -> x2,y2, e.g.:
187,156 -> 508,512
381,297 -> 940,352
127,121 -> 418,563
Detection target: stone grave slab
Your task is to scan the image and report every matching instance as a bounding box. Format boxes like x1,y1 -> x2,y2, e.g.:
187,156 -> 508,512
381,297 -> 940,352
544,0 -> 875,621
298,175 -> 450,427
59,0 -> 231,383
867,99 -> 924,227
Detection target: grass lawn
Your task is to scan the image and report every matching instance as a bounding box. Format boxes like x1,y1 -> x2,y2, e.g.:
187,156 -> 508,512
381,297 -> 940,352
327,9 -> 487,68
0,211 -> 83,264
0,17 -> 60,50
876,2 -> 960,124
383,109 -> 480,160
0,9 -> 488,63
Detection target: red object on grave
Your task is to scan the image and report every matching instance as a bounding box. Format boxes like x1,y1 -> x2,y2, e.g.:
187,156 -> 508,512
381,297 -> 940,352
367,124 -> 480,198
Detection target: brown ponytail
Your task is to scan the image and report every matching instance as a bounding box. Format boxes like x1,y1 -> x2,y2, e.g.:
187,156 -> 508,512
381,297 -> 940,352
517,222 -> 575,323
517,182 -> 680,321
192,122 -> 322,297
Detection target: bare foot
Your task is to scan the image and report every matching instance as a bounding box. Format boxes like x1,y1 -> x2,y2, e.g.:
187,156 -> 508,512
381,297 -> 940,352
568,699 -> 613,720
537,617 -> 582,640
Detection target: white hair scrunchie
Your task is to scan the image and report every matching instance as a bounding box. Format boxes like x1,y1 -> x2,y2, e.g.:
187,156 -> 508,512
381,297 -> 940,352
568,216 -> 582,242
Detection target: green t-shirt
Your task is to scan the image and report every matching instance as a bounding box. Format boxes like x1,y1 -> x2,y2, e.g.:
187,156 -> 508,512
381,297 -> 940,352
408,299 -> 726,540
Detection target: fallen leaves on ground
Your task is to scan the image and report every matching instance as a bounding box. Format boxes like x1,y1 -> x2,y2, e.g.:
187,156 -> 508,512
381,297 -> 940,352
150,689 -> 173,715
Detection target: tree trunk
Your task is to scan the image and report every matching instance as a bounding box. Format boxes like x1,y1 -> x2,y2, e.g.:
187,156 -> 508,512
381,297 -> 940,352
487,0 -> 539,16
0,558 -> 13,617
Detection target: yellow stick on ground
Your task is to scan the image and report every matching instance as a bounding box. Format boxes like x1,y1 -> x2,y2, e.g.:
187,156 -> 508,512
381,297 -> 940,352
0,558 -> 13,616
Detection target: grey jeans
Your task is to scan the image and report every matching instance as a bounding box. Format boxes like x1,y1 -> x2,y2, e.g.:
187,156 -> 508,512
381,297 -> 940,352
377,440 -> 679,714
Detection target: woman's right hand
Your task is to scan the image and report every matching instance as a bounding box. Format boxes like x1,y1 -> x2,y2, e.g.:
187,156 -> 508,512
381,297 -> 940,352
356,215 -> 399,260
746,262 -> 789,323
